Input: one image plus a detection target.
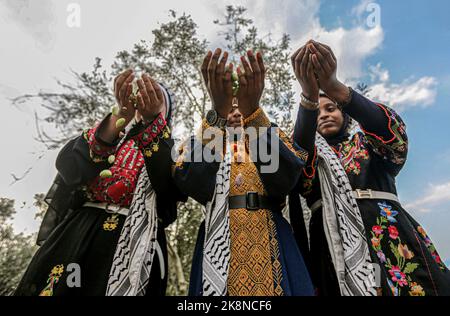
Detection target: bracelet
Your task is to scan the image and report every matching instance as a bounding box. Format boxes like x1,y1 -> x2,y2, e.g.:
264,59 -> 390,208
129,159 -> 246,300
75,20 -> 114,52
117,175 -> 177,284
300,93 -> 320,109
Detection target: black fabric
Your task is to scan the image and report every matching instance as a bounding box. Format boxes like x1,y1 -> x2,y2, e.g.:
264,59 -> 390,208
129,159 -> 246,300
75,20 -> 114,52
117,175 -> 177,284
308,209 -> 341,296
15,207 -> 168,296
24,117 -> 183,295
290,90 -> 450,296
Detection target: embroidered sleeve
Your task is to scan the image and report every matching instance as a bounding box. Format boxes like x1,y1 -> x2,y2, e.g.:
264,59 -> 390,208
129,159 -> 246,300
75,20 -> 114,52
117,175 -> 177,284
300,146 -> 319,196
196,118 -> 226,154
83,116 -> 119,163
243,107 -> 271,129
132,113 -> 171,158
361,104 -> 408,167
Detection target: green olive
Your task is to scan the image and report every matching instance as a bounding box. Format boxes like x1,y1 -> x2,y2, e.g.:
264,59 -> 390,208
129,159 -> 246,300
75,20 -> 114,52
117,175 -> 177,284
108,155 -> 116,164
111,105 -> 120,117
115,118 -> 126,129
100,169 -> 113,178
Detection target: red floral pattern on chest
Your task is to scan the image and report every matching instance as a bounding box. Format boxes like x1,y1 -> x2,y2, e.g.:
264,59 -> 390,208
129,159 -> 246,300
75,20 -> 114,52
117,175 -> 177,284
87,139 -> 145,207
332,133 -> 369,175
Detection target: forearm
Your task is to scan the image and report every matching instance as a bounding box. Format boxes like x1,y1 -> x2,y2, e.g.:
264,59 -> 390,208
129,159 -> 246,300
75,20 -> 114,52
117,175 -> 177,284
294,105 -> 318,154
342,89 -> 393,140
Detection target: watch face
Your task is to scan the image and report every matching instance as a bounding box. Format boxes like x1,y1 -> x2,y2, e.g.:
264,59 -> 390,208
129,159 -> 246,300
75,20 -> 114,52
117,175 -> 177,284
206,110 -> 217,125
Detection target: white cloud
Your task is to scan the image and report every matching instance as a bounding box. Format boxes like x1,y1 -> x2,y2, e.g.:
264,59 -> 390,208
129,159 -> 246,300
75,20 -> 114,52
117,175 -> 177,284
369,63 -> 390,82
366,65 -> 438,111
0,0 -> 440,235
404,181 -> 450,214
351,0 -> 373,18
0,0 -> 57,50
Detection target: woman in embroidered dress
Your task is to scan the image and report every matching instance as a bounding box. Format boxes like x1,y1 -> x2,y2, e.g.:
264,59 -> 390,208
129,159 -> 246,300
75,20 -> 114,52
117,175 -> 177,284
174,48 -> 314,296
15,70 -> 184,296
289,40 -> 450,296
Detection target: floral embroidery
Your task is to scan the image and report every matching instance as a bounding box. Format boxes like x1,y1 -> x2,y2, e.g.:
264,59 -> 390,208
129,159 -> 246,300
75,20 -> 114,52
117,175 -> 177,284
416,226 -> 447,271
389,266 -> 408,287
379,202 -> 398,223
103,214 -> 119,231
409,282 -> 425,296
39,264 -> 64,296
370,202 -> 424,296
363,104 -> 408,166
333,133 -> 369,175
388,226 -> 399,239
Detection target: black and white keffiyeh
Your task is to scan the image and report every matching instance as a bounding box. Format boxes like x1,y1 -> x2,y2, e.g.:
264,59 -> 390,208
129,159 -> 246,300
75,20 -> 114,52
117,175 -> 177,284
202,140 -> 232,296
315,134 -> 377,296
106,83 -> 175,296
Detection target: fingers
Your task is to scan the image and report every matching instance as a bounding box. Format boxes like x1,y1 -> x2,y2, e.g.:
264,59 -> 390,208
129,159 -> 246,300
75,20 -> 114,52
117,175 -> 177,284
223,63 -> 233,96
257,52 -> 266,79
294,46 -> 306,79
136,91 -> 145,116
150,78 -> 165,105
114,69 -> 133,99
291,46 -> 303,69
247,50 -> 261,85
208,48 -> 222,92
137,77 -> 151,110
309,42 -> 332,74
216,51 -> 228,91
300,47 -> 310,80
143,74 -> 158,105
317,42 -> 337,64
306,54 -> 316,81
240,55 -> 254,89
316,42 -> 337,68
237,66 -> 247,94
119,72 -> 134,107
201,51 -> 212,87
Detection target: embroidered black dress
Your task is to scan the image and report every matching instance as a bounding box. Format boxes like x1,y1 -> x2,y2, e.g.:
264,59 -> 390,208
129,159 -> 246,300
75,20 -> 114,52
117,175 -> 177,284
174,108 -> 314,296
14,112 -> 184,296
289,90 -> 450,296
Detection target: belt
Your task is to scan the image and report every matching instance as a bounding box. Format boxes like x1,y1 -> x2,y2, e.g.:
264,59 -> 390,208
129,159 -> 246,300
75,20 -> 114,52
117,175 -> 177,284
83,202 -> 130,216
228,192 -> 282,211
310,189 -> 400,213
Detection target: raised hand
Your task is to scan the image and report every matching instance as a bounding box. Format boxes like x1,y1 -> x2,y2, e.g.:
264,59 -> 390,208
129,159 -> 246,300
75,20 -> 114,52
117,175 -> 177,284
308,40 -> 349,104
236,50 -> 265,118
201,48 -> 234,118
291,41 -> 320,106
136,73 -> 166,123
113,69 -> 136,123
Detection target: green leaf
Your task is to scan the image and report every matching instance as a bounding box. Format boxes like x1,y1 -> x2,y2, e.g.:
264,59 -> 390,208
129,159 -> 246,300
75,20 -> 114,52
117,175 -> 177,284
389,241 -> 401,265
403,262 -> 419,274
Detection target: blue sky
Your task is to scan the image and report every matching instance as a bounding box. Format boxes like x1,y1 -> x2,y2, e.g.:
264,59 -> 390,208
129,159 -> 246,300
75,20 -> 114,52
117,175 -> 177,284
0,0 -> 449,266
317,0 -> 450,264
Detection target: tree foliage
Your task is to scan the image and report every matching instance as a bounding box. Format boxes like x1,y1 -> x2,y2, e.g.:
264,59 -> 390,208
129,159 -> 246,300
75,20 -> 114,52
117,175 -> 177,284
10,6 -> 299,295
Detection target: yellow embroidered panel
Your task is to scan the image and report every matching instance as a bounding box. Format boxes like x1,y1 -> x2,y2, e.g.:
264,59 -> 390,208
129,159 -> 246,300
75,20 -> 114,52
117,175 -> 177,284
227,141 -> 283,296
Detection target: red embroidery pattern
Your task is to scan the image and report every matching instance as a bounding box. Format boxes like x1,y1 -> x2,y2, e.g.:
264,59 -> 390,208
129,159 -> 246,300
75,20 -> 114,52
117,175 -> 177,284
87,139 -> 145,207
133,113 -> 168,157
332,133 -> 369,175
84,126 -> 117,162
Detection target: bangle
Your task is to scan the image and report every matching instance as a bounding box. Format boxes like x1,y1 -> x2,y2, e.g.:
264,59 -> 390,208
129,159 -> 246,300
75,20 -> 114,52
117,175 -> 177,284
300,93 -> 319,109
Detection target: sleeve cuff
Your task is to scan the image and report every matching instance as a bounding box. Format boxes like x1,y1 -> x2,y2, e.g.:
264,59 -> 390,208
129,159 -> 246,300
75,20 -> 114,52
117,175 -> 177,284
133,113 -> 170,157
196,118 -> 225,149
83,114 -> 119,162
243,107 -> 271,128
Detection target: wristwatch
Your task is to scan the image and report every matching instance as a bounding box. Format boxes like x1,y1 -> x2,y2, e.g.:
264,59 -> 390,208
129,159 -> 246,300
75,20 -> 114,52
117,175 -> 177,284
206,109 -> 227,129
